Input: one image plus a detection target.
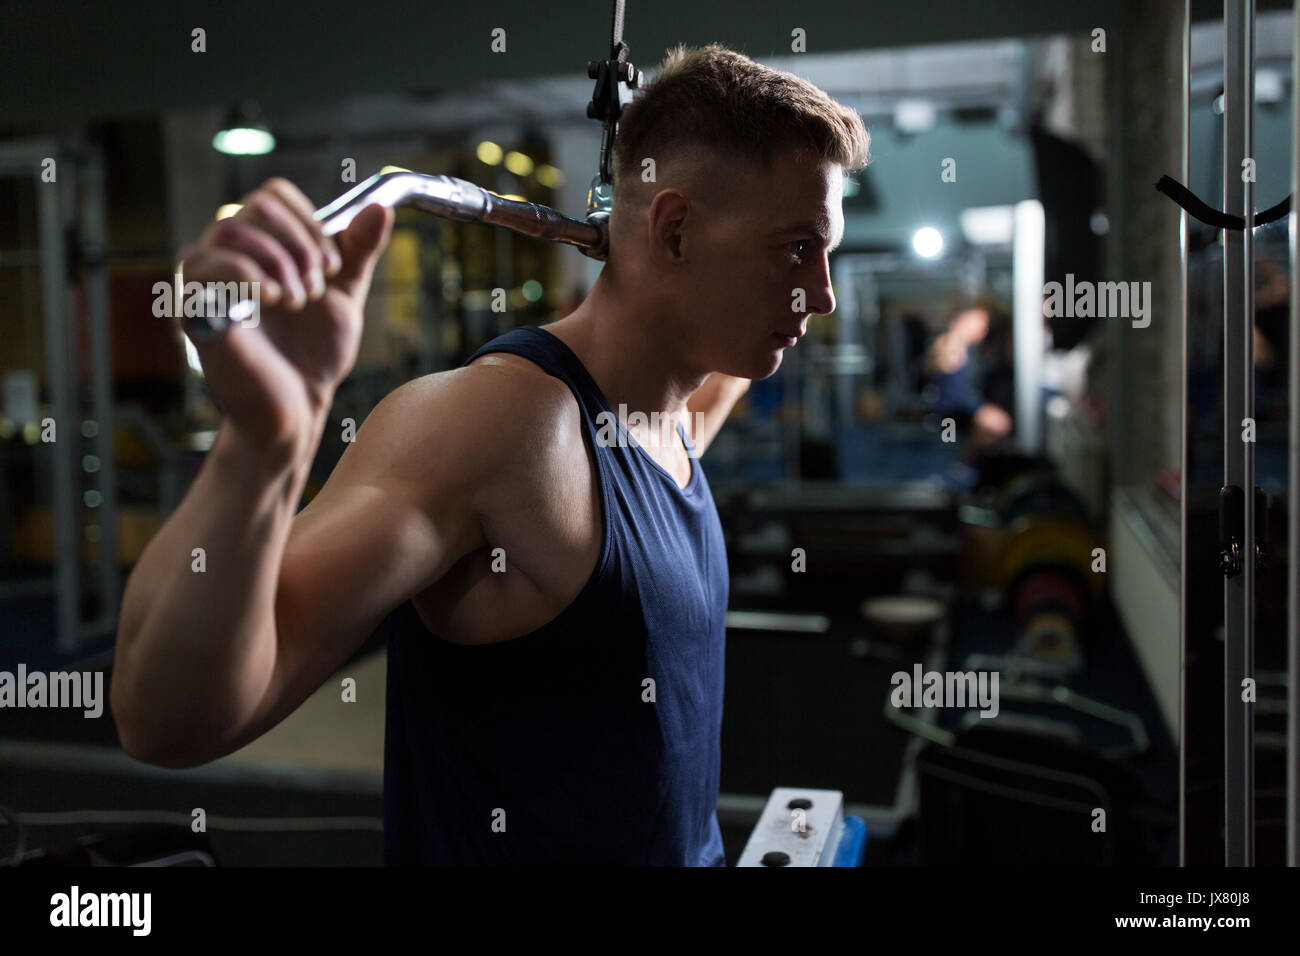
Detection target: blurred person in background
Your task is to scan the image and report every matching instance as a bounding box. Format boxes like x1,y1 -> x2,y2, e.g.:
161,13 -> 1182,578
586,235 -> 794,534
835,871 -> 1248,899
925,299 -> 1013,451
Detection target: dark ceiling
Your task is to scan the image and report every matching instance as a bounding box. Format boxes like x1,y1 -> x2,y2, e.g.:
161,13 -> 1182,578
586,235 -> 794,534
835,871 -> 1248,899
4,0 -> 1281,128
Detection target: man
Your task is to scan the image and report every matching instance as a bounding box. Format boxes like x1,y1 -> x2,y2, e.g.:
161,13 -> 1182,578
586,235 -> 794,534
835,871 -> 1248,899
111,42 -> 870,865
926,301 -> 1013,451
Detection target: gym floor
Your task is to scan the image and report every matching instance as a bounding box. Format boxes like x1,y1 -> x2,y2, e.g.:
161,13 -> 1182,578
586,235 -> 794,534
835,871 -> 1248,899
0,571 -> 1176,865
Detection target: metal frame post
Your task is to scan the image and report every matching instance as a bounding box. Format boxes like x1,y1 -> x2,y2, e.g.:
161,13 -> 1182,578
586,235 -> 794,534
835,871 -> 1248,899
81,151 -> 120,640
1287,0 -> 1300,869
1178,0 -> 1191,866
32,146 -> 80,656
1222,0 -> 1256,867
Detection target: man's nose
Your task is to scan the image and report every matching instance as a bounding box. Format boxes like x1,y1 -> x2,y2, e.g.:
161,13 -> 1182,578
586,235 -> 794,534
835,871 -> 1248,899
808,255 -> 835,315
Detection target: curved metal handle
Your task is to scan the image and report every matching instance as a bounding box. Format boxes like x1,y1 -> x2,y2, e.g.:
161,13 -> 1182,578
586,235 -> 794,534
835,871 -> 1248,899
184,171 -> 609,342
315,171 -> 606,252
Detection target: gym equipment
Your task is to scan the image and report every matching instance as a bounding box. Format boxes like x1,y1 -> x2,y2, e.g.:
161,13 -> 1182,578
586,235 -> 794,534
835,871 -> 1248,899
859,594 -> 945,643
960,467 -> 1102,680
183,0 -> 638,344
737,788 -> 865,867
723,480 -> 961,612
882,667 -> 1151,759
999,512 -> 1101,678
914,722 -> 1171,865
721,615 -> 915,807
952,662 -> 1150,758
318,172 -> 606,249
184,170 -> 611,342
997,472 -> 1091,526
0,142 -> 119,653
10,826 -> 218,867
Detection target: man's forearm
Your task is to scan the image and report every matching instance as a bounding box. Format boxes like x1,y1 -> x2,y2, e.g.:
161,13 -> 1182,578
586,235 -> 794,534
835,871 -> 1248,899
686,373 -> 751,456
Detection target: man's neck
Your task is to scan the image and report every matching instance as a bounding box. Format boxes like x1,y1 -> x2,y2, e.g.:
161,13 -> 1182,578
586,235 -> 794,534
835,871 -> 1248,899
543,274 -> 709,442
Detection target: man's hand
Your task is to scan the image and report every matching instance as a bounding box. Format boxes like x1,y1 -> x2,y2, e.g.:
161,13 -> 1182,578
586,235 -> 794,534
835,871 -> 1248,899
177,178 -> 394,455
972,402 -> 1012,447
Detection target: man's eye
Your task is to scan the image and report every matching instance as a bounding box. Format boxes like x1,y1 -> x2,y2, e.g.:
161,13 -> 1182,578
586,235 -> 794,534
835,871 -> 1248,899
787,241 -> 810,261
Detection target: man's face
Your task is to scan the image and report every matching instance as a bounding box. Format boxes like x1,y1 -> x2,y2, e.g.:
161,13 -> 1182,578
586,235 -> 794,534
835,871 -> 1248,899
671,147 -> 844,380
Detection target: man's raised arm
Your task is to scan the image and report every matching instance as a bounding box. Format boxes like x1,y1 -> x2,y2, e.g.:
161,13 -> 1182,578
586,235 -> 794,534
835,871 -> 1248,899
685,373 -> 751,456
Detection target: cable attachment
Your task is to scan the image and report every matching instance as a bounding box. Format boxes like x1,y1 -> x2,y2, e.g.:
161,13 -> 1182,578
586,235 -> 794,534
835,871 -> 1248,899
578,0 -> 638,260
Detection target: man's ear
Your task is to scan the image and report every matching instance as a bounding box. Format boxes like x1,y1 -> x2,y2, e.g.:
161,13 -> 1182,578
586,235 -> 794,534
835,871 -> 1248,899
647,189 -> 690,265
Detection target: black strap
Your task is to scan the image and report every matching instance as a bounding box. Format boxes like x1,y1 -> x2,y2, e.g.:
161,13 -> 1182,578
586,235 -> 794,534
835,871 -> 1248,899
1155,174 -> 1291,230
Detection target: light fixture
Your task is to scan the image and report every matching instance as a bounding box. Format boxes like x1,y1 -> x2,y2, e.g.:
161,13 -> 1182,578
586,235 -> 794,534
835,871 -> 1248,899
1257,69 -> 1283,103
959,206 -> 1014,246
504,151 -> 534,177
894,99 -> 936,134
212,127 -> 275,155
536,164 -> 565,189
213,101 -> 275,155
912,226 -> 943,259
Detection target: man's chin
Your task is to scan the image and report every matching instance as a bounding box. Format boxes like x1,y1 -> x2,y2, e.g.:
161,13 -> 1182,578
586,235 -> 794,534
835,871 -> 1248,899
714,348 -> 784,381
751,352 -> 784,380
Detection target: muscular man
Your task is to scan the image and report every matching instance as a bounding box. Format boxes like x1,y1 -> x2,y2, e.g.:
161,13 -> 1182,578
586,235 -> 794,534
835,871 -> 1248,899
111,42 -> 869,865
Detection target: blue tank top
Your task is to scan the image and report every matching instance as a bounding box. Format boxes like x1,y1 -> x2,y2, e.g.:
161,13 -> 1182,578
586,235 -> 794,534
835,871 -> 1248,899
382,325 -> 728,865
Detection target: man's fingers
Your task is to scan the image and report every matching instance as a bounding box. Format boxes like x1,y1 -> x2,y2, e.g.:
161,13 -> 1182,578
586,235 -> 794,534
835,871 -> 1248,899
203,220 -> 293,306
180,245 -> 266,290
176,246 -> 275,345
261,178 -> 343,277
236,194 -> 325,303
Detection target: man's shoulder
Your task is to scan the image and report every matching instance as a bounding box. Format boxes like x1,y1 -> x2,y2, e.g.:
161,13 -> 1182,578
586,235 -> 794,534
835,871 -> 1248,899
366,356 -> 585,483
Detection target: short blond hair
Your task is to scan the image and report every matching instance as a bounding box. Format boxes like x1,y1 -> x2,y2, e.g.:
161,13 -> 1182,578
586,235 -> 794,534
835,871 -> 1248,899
612,42 -> 871,210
